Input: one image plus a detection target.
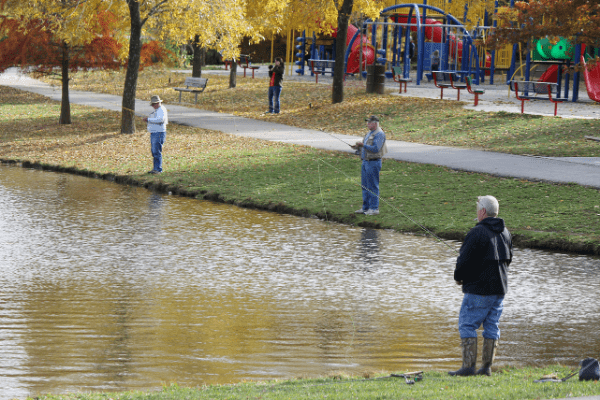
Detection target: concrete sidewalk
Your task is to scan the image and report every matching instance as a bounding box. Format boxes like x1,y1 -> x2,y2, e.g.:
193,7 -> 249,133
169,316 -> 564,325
2,68 -> 600,189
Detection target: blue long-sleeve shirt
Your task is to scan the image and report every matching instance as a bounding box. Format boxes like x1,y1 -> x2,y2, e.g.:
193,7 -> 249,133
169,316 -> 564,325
147,105 -> 168,133
361,128 -> 386,160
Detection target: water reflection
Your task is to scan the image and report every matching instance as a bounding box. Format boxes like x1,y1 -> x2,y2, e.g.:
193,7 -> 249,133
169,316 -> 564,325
0,164 -> 599,400
358,228 -> 380,265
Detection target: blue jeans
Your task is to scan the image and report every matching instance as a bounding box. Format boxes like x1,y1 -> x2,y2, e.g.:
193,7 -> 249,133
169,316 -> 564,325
361,159 -> 381,210
268,86 -> 282,113
150,131 -> 166,172
458,293 -> 504,340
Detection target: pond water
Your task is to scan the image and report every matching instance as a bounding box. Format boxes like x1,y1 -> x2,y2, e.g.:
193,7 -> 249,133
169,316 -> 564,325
1,165 -> 599,399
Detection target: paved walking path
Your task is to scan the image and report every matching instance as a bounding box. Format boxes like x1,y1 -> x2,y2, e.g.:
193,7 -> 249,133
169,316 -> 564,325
2,68 -> 600,189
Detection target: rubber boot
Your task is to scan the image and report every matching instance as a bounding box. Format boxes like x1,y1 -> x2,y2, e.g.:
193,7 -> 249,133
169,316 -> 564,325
448,337 -> 477,376
476,338 -> 498,376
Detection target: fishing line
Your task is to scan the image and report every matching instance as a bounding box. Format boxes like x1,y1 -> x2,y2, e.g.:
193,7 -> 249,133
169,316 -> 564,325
317,162 -> 329,221
314,154 -> 459,256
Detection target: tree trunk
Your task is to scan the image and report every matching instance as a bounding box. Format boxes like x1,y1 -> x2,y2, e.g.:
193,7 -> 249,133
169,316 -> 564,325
191,35 -> 204,78
59,40 -> 71,124
121,0 -> 144,134
229,61 -> 237,88
332,0 -> 354,104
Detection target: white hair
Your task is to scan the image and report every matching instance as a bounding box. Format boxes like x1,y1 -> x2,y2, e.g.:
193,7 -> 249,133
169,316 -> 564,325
477,195 -> 499,217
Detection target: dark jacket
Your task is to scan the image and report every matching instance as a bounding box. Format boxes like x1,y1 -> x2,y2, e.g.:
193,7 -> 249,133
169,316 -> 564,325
454,217 -> 512,296
269,64 -> 284,87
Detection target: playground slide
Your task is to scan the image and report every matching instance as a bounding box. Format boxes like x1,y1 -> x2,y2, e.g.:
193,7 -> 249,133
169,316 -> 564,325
539,65 -> 558,83
346,24 -> 376,73
581,54 -> 600,103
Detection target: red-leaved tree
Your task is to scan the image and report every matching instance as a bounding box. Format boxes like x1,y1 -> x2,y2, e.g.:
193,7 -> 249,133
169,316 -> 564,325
0,11 -> 123,124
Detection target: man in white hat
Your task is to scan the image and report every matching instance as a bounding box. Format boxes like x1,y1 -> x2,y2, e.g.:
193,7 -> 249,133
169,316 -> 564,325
143,95 -> 168,174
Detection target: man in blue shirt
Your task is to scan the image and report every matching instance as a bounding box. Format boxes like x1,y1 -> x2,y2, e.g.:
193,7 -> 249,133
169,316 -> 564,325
143,95 -> 168,174
352,115 -> 387,216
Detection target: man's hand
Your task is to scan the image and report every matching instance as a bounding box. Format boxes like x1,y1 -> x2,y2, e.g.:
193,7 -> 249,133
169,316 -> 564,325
143,117 -> 148,122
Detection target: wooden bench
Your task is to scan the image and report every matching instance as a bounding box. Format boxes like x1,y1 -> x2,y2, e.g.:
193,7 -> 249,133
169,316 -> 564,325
392,66 -> 412,93
465,76 -> 485,106
309,59 -> 335,83
509,81 -> 568,116
173,77 -> 208,104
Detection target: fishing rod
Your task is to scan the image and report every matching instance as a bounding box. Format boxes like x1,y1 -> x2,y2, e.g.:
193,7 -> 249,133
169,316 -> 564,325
317,128 -> 357,150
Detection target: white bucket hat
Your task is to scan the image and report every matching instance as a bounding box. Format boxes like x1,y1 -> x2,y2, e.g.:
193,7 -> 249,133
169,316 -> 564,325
150,95 -> 163,104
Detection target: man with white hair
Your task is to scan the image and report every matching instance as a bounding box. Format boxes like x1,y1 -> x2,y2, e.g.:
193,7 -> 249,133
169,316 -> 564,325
449,195 -> 512,377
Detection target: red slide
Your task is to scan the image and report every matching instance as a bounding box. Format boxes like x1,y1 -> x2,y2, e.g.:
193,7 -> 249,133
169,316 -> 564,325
539,65 -> 558,83
346,24 -> 376,74
581,54 -> 600,102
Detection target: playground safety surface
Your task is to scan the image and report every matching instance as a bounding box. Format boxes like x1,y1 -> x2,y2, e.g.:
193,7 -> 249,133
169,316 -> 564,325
2,67 -> 600,189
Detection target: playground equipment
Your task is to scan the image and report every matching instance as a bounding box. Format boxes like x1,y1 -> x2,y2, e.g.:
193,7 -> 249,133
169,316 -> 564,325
345,24 -> 375,74
581,47 -> 600,102
294,31 -> 336,76
344,3 -> 483,85
507,35 -> 589,102
293,0 -> 509,85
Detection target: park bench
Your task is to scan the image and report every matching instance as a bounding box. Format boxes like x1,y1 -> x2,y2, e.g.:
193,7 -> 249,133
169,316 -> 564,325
448,73 -> 468,101
309,59 -> 335,83
239,55 -> 259,78
432,71 -> 454,99
224,54 -> 249,70
509,81 -> 568,116
392,66 -> 412,93
173,77 -> 208,104
465,76 -> 485,106
224,54 -> 259,78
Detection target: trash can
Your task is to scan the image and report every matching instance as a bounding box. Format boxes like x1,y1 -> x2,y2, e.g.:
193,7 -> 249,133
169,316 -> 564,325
366,64 -> 386,94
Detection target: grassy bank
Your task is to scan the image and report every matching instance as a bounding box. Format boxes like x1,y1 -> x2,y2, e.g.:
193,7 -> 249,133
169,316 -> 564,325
59,67 -> 600,157
29,366 -> 600,400
1,85 -> 599,254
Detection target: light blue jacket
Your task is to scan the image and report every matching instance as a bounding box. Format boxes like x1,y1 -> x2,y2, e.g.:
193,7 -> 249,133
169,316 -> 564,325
361,127 -> 387,160
147,105 -> 168,133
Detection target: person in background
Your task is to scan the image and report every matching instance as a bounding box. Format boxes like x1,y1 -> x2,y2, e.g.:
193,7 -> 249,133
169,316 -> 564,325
267,57 -> 284,114
431,50 -> 440,71
449,195 -> 513,377
143,95 -> 168,174
351,115 -> 387,216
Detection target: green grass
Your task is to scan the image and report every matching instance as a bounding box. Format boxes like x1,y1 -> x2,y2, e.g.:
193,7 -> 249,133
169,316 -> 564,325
29,366 -> 600,399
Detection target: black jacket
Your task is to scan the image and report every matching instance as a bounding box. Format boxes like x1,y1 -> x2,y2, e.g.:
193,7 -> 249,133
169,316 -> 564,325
454,217 -> 512,295
269,64 -> 284,87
